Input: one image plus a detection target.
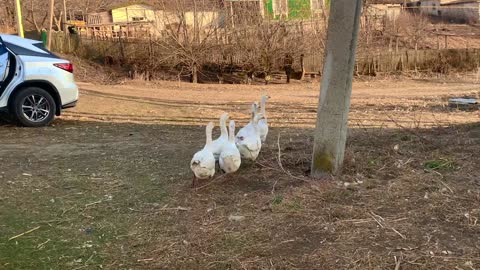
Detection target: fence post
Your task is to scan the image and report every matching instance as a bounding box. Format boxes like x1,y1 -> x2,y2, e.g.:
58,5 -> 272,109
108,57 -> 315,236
395,35 -> 399,53
119,32 -> 125,62
405,50 -> 409,70
400,53 -> 404,71
300,54 -> 305,80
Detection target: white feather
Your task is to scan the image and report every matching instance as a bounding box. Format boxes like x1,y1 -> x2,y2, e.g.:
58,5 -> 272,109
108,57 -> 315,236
236,104 -> 263,161
257,95 -> 270,142
190,122 -> 216,179
210,112 -> 229,160
219,120 -> 241,173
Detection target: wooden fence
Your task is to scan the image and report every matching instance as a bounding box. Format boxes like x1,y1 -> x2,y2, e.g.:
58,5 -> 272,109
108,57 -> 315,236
355,49 -> 480,75
303,48 -> 480,75
50,33 -> 480,77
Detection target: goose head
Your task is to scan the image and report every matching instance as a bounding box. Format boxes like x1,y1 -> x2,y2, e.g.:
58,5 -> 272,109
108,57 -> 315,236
258,95 -> 270,113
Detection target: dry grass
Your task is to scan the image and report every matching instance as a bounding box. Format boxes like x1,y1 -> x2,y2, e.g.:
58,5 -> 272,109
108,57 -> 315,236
137,123 -> 479,269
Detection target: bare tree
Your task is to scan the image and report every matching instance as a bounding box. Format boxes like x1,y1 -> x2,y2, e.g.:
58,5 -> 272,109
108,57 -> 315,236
230,5 -> 323,84
0,0 -> 118,32
398,12 -> 429,51
135,0 -> 226,83
0,0 -> 16,33
383,13 -> 403,52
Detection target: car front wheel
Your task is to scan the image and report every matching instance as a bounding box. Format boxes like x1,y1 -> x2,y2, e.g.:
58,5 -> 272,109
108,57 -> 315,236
12,87 -> 56,127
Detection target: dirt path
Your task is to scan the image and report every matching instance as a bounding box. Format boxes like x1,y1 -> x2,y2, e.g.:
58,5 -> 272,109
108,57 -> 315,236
65,79 -> 479,128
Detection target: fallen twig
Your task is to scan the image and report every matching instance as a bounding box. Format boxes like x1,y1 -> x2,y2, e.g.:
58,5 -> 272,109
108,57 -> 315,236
429,170 -> 454,194
395,255 -> 402,270
370,211 -> 386,221
271,175 -> 278,195
157,207 -> 191,211
37,239 -> 51,249
391,227 -> 407,239
369,213 -> 385,228
195,174 -> 226,191
385,114 -> 430,144
137,258 -> 154,262
369,211 -> 407,239
9,226 -> 41,241
277,133 -> 287,173
85,200 -> 103,207
276,133 -> 309,182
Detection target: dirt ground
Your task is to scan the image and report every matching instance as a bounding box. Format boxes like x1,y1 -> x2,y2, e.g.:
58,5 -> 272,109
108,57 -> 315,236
66,77 -> 479,128
0,77 -> 479,269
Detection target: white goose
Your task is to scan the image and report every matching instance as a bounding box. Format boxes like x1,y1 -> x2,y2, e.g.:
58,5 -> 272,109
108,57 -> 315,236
219,120 -> 241,173
210,112 -> 229,160
236,105 -> 263,161
236,103 -> 256,140
190,122 -> 216,187
257,95 -> 270,142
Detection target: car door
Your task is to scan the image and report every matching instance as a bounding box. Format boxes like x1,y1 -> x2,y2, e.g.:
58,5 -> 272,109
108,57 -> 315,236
0,37 -> 9,87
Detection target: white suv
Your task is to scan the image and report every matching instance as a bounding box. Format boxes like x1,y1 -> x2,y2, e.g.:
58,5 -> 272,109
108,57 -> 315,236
0,34 -> 79,127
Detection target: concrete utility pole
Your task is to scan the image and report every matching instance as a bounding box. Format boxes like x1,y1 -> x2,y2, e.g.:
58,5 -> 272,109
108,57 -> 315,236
311,0 -> 363,177
14,0 -> 24,37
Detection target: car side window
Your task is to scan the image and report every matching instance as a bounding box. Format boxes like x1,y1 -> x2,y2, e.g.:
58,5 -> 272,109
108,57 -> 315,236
0,42 -> 8,82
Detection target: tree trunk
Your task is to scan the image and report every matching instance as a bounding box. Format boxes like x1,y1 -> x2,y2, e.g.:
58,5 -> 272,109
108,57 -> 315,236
54,11 -> 63,31
192,63 -> 198,84
63,0 -> 67,31
395,36 -> 399,53
193,0 -> 199,43
311,0 -> 362,177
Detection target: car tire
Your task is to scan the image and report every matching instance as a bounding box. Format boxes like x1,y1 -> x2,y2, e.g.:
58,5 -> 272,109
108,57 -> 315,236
11,87 -> 56,127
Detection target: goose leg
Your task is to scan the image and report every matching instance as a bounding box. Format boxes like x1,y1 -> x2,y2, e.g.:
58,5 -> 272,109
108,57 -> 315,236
191,175 -> 197,188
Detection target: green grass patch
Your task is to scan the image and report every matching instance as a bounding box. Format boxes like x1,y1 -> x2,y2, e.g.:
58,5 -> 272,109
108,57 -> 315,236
424,159 -> 456,171
271,195 -> 283,206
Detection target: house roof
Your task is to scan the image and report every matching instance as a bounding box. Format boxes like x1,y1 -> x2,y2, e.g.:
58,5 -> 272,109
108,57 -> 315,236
109,1 -> 154,10
154,0 -> 224,11
440,0 -> 480,5
367,0 -> 408,4
105,0 -> 227,12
